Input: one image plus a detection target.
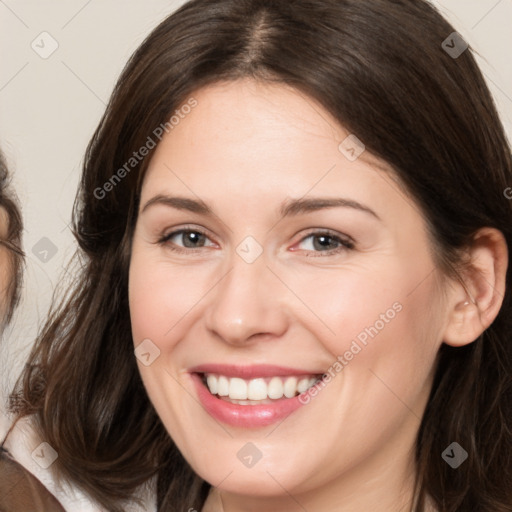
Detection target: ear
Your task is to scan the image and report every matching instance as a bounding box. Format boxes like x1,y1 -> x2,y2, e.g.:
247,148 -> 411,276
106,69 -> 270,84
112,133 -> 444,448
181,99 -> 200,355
443,227 -> 508,347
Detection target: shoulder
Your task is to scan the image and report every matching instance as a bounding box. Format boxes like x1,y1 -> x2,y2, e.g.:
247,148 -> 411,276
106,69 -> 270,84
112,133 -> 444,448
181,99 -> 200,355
1,415 -> 158,512
0,446 -> 66,511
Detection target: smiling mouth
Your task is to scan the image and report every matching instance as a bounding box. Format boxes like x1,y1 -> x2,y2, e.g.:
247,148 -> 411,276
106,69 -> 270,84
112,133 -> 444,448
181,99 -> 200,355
200,373 -> 322,405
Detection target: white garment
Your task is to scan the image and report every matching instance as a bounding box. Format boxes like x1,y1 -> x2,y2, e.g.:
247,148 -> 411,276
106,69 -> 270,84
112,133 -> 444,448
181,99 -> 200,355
0,411 -> 157,512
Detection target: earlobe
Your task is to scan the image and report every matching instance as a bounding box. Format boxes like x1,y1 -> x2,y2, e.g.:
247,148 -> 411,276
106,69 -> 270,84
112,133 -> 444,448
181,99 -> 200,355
443,227 -> 508,348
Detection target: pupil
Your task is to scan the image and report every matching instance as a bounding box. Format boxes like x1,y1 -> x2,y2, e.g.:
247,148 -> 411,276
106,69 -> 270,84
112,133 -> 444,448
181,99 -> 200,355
184,231 -> 204,248
314,235 -> 336,251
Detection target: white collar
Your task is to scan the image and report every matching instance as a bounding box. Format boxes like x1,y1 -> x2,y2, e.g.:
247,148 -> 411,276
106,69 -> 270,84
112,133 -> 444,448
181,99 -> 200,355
1,412 -> 157,512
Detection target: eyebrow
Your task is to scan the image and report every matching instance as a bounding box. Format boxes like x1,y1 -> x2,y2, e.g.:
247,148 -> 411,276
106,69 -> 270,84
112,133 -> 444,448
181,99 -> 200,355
141,195 -> 380,220
280,197 -> 380,220
142,195 -> 211,215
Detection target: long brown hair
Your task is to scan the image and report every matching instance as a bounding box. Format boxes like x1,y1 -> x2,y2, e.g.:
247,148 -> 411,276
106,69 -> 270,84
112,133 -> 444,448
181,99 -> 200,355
11,1 -> 512,510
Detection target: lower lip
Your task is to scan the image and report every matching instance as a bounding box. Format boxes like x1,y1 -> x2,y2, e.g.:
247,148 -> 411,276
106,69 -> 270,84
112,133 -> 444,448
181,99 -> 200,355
191,373 -> 309,428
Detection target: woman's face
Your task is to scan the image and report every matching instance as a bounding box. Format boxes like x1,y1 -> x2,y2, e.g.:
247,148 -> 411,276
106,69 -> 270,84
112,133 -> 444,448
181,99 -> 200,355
129,80 -> 450,507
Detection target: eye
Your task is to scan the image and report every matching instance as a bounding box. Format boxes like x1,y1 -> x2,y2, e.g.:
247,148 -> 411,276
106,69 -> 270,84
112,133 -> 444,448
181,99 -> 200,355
156,227 -> 353,256
158,228 -> 216,252
293,230 -> 354,256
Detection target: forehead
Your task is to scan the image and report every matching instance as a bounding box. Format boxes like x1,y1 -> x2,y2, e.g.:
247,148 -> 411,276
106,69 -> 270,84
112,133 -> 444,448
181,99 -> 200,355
139,79 -> 422,235
153,78 -> 346,161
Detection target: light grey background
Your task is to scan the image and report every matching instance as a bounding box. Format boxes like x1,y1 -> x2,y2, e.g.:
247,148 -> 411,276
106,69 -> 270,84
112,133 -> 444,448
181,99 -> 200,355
1,0 -> 511,403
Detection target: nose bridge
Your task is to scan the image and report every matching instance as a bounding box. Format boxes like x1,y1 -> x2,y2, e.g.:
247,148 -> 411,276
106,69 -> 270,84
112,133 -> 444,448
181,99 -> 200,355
204,248 -> 287,344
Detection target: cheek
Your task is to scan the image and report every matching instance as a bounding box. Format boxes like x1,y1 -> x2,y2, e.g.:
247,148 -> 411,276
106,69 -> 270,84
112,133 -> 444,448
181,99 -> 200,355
287,258 -> 442,398
128,253 -> 210,345
281,259 -> 430,347
128,252 -> 209,444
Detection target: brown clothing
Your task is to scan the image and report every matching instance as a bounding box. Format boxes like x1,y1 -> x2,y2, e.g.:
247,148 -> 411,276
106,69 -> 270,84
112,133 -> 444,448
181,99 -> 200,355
0,446 -> 65,512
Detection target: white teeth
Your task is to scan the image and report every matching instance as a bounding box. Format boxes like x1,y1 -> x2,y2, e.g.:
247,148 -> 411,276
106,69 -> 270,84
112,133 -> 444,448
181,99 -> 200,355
283,377 -> 298,398
247,378 -> 267,400
297,377 -> 310,393
206,375 -> 218,395
204,374 -> 319,401
268,377 -> 284,399
229,378 -> 247,399
217,376 -> 229,396
230,399 -> 261,405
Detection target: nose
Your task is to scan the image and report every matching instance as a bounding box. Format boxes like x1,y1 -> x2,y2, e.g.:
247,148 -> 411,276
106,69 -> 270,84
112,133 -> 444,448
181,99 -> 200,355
204,253 -> 289,346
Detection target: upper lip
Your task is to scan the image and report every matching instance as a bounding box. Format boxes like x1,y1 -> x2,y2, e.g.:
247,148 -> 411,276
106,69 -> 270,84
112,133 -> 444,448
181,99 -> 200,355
189,364 -> 323,379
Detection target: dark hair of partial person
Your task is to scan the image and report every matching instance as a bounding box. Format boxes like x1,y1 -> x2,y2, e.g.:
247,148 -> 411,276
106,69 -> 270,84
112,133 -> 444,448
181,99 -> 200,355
9,0 -> 512,511
0,149 -> 24,325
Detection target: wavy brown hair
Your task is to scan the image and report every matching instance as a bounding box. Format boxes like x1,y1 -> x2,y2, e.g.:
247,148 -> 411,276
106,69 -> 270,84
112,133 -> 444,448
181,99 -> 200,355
10,0 -> 512,510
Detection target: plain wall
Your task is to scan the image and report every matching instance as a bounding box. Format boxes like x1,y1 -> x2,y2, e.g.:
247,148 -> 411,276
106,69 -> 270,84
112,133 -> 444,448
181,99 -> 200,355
1,0 -> 511,403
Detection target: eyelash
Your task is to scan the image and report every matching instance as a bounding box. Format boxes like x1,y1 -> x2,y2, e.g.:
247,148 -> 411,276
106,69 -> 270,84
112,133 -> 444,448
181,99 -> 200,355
157,226 -> 355,257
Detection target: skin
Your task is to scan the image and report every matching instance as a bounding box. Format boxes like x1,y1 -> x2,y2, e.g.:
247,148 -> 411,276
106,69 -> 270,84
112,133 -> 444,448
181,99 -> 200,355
0,206 -> 11,322
128,79 -> 507,511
